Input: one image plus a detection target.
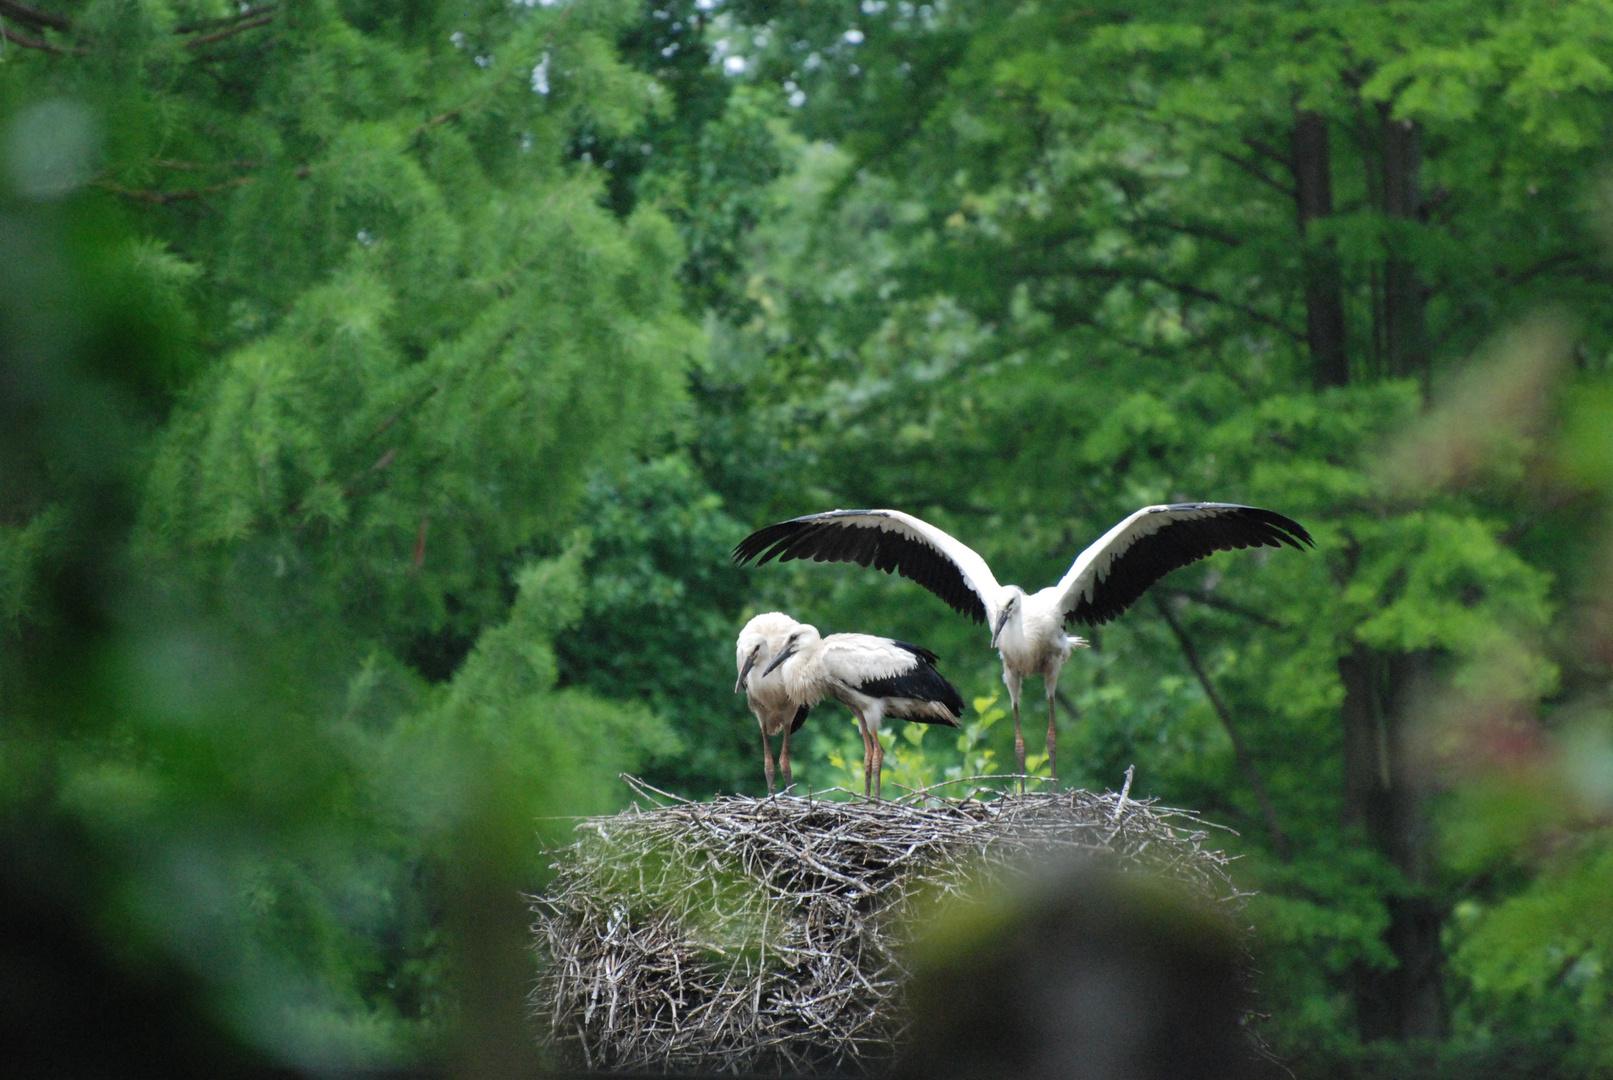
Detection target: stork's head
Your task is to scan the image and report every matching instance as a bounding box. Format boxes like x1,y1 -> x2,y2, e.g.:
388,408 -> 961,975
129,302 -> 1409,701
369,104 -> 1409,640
991,587 -> 1026,648
735,612 -> 803,693
760,623 -> 822,679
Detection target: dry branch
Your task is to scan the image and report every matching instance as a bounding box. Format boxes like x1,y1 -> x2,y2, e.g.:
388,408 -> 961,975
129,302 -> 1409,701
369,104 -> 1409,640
0,0 -> 71,33
532,778 -> 1243,1076
0,20 -> 85,54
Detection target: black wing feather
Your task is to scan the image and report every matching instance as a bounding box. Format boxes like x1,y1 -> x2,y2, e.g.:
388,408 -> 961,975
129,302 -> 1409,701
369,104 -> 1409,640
1066,504 -> 1313,628
853,653 -> 965,728
888,639 -> 942,666
733,512 -> 988,624
790,703 -> 811,735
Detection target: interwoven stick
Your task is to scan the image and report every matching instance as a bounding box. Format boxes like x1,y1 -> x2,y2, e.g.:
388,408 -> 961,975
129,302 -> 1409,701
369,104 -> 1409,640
531,777 -> 1243,1076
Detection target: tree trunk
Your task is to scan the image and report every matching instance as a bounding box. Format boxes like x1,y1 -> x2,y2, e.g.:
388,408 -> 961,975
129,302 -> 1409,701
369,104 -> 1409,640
1337,644 -> 1448,1041
1379,106 -> 1429,391
1292,110 -> 1348,389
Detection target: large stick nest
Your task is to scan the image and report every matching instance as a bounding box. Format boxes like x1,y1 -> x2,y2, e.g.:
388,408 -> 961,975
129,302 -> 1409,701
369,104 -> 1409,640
531,777 -> 1244,1077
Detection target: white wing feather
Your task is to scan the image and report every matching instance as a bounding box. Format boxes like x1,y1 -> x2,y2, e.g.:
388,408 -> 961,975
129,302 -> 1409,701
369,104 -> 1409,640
818,634 -> 923,684
1052,504 -> 1213,616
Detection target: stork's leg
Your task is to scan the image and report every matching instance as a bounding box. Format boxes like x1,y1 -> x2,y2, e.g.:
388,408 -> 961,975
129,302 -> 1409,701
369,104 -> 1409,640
1045,686 -> 1059,784
871,730 -> 885,800
1044,663 -> 1065,784
761,730 -> 776,796
1003,668 -> 1025,791
857,717 -> 875,798
779,721 -> 793,793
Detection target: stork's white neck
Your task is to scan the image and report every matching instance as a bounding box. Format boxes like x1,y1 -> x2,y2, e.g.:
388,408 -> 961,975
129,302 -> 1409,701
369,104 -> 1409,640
998,591 -> 1073,672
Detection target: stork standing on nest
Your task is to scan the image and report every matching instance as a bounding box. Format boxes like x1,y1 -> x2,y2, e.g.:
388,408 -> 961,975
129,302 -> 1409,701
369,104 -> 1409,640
736,503 -> 1313,782
735,612 -> 814,795
760,622 -> 965,800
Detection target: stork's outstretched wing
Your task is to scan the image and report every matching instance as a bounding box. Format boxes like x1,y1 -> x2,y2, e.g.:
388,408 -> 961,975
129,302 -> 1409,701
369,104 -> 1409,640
733,509 -> 1002,626
1053,503 -> 1313,627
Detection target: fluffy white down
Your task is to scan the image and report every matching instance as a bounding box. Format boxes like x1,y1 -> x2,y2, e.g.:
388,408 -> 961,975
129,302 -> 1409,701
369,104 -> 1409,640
736,612 -> 804,737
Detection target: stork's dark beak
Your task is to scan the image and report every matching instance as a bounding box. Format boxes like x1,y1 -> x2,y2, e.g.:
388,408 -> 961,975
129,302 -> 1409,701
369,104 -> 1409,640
735,647 -> 760,694
760,639 -> 798,678
991,607 -> 1012,648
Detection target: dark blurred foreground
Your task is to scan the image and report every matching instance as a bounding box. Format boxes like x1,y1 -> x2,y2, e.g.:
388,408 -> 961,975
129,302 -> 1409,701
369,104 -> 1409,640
895,862 -> 1270,1080
6,822 -> 1263,1080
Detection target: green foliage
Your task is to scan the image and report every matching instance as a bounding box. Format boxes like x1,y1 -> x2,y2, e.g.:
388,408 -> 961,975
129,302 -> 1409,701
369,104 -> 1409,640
2,0 -> 698,1067
552,455 -> 753,795
6,0 -> 1613,1075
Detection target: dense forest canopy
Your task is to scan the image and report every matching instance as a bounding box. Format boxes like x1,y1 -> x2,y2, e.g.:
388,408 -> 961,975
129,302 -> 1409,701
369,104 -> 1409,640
3,0 -> 1612,1076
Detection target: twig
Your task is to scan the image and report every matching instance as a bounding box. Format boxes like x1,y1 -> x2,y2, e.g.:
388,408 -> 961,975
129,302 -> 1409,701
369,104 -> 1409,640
1161,587 -> 1286,630
1113,763 -> 1135,820
1152,594 -> 1293,861
413,109 -> 462,135
150,157 -> 263,172
183,11 -> 273,49
0,20 -> 85,53
0,0 -> 68,31
533,779 -> 1245,1074
173,4 -> 275,34
96,175 -> 254,203
620,774 -> 691,806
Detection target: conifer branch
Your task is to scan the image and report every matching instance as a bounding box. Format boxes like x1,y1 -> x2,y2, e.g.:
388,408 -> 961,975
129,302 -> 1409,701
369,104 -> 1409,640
173,4 -> 276,34
151,158 -> 264,172
355,385 -> 441,452
183,11 -> 274,50
97,175 -> 255,203
413,110 -> 463,136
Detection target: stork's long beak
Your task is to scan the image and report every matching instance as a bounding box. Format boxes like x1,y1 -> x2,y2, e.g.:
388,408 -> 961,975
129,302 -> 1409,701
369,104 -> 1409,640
735,647 -> 759,693
990,607 -> 1012,649
760,640 -> 798,678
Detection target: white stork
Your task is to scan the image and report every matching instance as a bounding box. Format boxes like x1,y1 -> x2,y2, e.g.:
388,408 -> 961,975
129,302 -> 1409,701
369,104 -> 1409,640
735,503 -> 1312,782
759,622 -> 965,799
735,612 -> 813,795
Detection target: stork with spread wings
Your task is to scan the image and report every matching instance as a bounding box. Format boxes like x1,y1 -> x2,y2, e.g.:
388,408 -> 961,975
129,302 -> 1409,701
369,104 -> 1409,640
735,503 -> 1312,782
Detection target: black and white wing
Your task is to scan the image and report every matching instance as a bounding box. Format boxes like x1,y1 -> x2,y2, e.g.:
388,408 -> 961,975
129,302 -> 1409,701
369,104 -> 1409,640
821,635 -> 965,726
1053,503 -> 1313,627
733,510 -> 1002,626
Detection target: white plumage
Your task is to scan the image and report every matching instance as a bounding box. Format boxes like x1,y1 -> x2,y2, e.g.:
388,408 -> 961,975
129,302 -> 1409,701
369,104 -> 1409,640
760,622 -> 964,799
735,612 -> 812,795
736,502 -> 1312,782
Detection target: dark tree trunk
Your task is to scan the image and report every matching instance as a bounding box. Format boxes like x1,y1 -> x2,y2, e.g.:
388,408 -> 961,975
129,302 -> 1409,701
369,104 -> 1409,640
1337,644 -> 1448,1041
1379,106 -> 1429,391
1292,110 -> 1348,389
1338,642 -> 1387,837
